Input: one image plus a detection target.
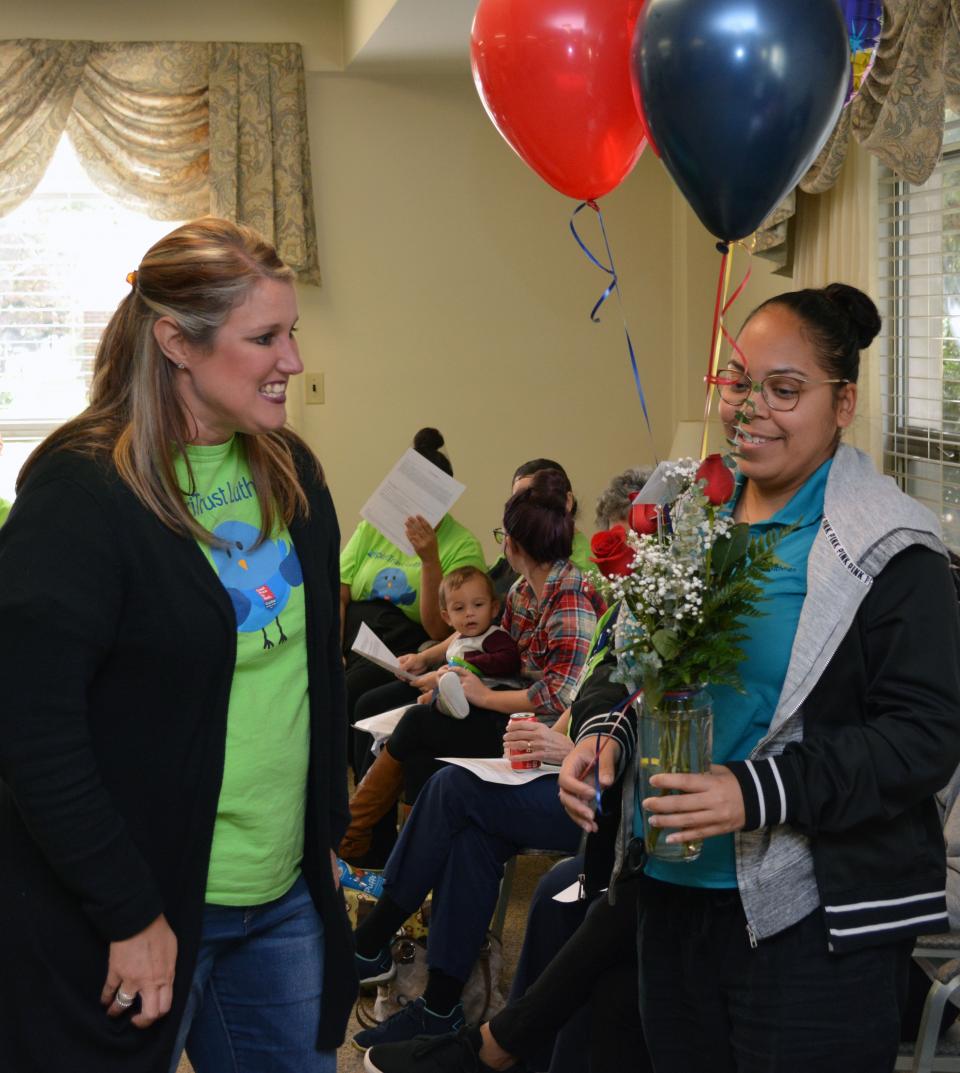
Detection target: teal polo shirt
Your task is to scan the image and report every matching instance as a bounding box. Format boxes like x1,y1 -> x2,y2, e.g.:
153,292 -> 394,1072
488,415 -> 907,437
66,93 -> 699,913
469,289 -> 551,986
641,457 -> 833,888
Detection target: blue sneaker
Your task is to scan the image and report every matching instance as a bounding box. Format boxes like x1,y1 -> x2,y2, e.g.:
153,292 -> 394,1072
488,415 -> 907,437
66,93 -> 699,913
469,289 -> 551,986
356,945 -> 396,987
353,997 -> 465,1051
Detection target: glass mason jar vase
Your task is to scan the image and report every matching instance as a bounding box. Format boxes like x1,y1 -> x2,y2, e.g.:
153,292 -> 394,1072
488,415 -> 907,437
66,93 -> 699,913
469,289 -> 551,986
635,687 -> 713,862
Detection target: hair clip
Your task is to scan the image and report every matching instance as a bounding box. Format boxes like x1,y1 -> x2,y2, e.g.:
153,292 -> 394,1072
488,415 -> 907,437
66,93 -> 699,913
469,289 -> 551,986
126,270 -> 138,287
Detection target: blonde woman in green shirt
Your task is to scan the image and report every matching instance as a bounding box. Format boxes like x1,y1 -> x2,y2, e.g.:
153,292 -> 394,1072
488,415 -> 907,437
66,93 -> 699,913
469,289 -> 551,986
0,219 -> 353,1073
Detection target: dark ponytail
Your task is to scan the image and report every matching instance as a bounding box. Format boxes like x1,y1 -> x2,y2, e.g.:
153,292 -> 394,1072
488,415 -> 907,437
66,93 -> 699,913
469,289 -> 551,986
413,427 -> 453,477
512,457 -> 578,520
503,468 -> 574,563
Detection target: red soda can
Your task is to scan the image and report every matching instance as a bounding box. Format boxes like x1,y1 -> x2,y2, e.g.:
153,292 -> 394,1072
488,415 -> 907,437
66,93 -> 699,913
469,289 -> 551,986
508,712 -> 541,770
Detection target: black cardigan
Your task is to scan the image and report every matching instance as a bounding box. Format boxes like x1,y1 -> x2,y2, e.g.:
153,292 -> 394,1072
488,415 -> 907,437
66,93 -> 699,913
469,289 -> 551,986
0,446 -> 357,1073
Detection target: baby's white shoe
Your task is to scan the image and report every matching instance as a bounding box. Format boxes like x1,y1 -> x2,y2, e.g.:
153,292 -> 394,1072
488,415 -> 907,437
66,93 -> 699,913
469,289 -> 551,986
437,672 -> 470,719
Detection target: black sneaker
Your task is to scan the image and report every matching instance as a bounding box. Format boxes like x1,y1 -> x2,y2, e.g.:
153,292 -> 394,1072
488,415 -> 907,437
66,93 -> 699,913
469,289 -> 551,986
364,1025 -> 521,1073
356,945 -> 395,987
353,997 -> 465,1051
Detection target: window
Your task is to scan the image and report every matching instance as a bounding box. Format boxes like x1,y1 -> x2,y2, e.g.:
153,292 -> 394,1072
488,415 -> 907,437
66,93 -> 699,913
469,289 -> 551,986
0,136 -> 181,501
878,111 -> 960,551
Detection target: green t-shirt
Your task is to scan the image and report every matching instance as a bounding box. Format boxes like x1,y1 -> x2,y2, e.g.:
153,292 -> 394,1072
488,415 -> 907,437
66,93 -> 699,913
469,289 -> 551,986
0,499 -> 11,528
175,438 -> 309,906
571,530 -> 590,573
340,515 -> 485,624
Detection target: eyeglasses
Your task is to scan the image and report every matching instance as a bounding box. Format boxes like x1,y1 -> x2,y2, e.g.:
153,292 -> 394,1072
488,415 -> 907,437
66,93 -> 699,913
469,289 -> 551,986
714,371 -> 849,413
492,527 -> 506,545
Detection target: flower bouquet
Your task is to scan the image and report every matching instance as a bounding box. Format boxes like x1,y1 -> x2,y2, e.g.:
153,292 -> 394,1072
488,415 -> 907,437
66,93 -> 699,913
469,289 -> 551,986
590,453 -> 789,860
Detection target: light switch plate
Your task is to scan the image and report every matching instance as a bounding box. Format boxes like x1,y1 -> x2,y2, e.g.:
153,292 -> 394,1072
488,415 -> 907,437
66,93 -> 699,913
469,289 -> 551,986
305,373 -> 324,405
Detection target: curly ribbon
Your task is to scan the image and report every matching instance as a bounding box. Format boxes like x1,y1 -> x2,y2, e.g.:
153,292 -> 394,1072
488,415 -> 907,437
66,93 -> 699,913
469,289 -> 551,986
570,200 -> 658,463
700,242 -> 753,458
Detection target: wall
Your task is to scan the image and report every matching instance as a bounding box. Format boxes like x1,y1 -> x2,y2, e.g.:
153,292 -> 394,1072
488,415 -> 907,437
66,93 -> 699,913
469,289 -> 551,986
2,0 -> 345,71
343,0 -> 398,65
3,1 -> 788,556
299,68 -> 787,557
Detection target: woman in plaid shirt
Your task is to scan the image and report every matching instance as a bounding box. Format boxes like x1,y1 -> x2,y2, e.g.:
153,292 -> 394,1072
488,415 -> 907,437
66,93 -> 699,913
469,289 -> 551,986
339,468 -> 605,861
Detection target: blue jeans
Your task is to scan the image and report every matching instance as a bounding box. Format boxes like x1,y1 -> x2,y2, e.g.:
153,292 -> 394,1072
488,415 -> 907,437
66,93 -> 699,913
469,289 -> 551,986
169,875 -> 335,1073
383,765 -> 581,982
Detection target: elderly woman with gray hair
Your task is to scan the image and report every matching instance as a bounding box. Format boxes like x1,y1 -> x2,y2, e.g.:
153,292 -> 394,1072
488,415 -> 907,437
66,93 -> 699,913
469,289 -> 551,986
593,466 -> 652,530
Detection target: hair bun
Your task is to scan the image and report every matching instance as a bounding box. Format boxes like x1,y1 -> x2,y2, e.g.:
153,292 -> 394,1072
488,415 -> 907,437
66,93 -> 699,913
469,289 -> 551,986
412,427 -> 453,477
824,283 -> 881,350
413,427 -> 444,453
528,468 -> 571,513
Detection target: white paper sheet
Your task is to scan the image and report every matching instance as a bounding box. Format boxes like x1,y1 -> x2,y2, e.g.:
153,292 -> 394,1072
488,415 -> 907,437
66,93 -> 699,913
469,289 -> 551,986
551,881 -> 583,904
359,448 -> 466,555
350,622 -> 416,681
354,705 -> 409,754
631,460 -> 681,505
437,756 -> 561,786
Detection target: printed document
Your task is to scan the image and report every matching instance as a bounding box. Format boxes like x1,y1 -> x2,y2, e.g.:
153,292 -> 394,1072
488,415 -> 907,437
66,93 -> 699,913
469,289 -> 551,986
437,756 -> 561,785
350,622 -> 416,681
354,705 -> 409,755
360,448 -> 466,555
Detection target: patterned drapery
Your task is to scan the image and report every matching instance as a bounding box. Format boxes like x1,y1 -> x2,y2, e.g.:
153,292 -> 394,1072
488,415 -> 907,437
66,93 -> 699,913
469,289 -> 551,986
0,39 -> 320,284
752,0 -> 960,270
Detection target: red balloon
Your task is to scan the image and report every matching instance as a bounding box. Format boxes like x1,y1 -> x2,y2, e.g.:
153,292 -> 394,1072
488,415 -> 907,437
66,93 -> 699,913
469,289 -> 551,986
471,0 -> 648,201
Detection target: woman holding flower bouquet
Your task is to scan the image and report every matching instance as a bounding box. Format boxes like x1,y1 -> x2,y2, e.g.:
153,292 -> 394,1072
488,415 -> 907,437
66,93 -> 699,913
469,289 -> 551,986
560,283 -> 960,1073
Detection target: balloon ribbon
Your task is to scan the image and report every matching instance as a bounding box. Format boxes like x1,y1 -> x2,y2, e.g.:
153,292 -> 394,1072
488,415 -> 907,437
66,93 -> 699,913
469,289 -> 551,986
570,200 -> 658,463
592,686 -> 644,814
701,242 -> 752,458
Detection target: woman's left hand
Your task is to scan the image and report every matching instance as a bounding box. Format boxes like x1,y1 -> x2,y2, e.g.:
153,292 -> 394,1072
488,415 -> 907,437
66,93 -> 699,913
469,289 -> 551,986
502,721 -> 573,766
447,666 -> 492,708
101,914 -> 178,1029
643,764 -> 746,842
405,515 -> 439,565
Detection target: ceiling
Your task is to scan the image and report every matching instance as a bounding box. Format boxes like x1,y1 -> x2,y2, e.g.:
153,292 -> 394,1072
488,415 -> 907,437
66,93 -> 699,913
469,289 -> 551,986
348,0 -> 478,69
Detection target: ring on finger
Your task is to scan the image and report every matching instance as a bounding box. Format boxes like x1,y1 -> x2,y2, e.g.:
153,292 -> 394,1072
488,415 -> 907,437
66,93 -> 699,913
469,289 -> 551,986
115,988 -> 136,1008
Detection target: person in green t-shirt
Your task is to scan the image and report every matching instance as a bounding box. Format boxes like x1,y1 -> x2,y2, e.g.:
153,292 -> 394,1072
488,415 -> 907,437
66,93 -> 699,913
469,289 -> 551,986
339,427 -> 486,731
0,218 -> 352,1073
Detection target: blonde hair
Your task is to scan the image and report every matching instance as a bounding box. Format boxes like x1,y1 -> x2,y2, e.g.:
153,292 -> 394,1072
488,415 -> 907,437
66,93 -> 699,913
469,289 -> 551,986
19,217 -> 321,544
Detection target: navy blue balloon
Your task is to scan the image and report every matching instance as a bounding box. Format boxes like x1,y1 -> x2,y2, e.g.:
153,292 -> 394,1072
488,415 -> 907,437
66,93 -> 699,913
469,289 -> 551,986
632,0 -> 849,242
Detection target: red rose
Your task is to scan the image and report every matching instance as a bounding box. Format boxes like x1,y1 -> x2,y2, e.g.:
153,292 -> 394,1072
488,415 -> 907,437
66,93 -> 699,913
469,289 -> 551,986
696,453 -> 735,505
629,499 -> 659,535
590,524 -> 634,577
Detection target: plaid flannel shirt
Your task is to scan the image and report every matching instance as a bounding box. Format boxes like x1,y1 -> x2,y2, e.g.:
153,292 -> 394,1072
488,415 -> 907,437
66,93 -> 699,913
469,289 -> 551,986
501,559 -> 606,718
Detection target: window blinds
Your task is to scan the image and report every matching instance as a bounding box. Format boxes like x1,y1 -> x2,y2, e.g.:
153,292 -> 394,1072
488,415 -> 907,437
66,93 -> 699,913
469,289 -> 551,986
877,113 -> 960,550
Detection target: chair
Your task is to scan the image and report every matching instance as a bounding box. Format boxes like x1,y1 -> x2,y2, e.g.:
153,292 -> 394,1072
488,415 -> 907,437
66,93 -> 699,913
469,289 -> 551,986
490,848 -> 570,940
896,932 -> 960,1073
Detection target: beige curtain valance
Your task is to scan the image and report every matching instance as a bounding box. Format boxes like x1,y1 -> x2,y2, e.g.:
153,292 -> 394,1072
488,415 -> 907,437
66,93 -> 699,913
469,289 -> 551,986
0,39 -> 320,284
751,0 -> 960,270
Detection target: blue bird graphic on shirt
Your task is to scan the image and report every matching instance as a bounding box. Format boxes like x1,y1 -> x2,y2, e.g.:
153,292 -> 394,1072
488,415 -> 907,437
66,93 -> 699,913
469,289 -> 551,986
369,567 -> 415,606
210,520 -> 303,649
